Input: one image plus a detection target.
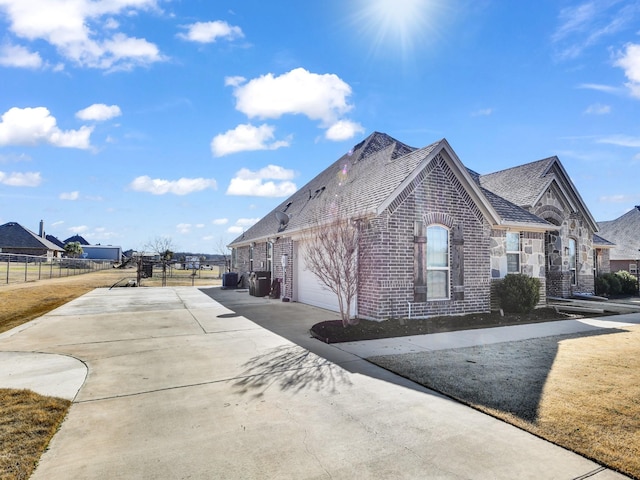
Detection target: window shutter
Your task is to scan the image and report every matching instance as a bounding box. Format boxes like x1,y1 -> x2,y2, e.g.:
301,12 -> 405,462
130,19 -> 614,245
451,223 -> 464,301
414,221 -> 427,302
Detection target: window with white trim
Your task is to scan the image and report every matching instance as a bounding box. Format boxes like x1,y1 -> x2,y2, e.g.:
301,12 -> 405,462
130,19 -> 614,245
568,238 -> 577,285
266,242 -> 273,271
506,232 -> 520,274
630,263 -> 637,275
426,225 -> 449,300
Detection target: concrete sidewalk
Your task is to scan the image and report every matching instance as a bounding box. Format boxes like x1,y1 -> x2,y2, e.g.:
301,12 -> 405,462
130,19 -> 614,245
0,286 -> 631,479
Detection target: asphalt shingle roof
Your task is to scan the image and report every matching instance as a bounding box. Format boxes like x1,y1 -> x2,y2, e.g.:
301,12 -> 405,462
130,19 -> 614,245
598,206 -> 640,260
0,222 -> 64,252
230,132 -> 555,246
478,158 -> 556,208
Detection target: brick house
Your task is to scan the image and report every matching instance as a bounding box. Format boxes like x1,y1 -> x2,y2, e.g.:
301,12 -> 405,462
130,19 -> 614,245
228,132 -> 607,320
0,221 -> 64,259
597,206 -> 640,275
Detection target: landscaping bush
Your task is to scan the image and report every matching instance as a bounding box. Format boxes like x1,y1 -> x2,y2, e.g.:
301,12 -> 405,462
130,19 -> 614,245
595,275 -> 610,296
597,273 -> 622,296
614,270 -> 638,295
496,274 -> 541,313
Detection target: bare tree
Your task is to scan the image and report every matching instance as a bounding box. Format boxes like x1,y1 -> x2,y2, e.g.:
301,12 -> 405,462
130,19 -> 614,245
302,215 -> 366,327
215,235 -> 231,273
145,237 -> 176,287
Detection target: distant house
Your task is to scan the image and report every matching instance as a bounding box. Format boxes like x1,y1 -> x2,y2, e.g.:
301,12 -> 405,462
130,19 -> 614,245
0,222 -> 64,259
63,234 -> 90,246
229,132 -> 608,320
598,206 -> 640,275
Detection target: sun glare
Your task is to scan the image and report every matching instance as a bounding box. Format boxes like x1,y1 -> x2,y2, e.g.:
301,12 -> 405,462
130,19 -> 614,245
352,0 -> 443,59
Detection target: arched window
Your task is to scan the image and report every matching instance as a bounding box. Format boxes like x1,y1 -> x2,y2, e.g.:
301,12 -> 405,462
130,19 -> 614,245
426,225 -> 450,300
568,238 -> 577,285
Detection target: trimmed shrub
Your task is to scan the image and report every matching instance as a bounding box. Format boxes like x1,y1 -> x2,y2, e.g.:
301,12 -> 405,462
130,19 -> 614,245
595,275 -> 610,296
598,273 -> 622,296
614,270 -> 638,295
496,274 -> 541,313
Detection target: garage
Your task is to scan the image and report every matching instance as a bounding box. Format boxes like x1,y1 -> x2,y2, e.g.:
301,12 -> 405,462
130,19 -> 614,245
294,240 -> 357,316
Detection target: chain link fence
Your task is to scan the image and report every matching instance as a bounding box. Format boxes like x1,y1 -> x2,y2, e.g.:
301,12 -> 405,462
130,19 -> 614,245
0,253 -> 112,285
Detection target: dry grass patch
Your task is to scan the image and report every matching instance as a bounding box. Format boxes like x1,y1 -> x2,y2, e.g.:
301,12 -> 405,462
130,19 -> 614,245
370,326 -> 640,479
0,389 -> 71,480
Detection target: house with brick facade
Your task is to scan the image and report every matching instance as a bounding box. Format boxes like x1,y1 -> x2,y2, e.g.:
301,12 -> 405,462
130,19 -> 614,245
228,132 -> 607,320
597,206 -> 640,275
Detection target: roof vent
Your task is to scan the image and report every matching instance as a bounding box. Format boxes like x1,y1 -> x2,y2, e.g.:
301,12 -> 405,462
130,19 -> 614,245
275,211 -> 290,232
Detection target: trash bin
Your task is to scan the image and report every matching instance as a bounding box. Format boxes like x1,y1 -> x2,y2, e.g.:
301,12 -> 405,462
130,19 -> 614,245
256,271 -> 271,297
141,262 -> 153,278
222,272 -> 238,289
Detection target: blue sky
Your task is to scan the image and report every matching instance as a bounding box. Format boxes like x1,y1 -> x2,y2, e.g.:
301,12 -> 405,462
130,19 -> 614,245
1,0 -> 639,253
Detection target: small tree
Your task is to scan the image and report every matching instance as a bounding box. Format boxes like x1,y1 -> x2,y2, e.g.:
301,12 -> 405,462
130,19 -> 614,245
145,237 -> 176,287
303,215 -> 365,327
216,236 -> 232,273
64,241 -> 83,258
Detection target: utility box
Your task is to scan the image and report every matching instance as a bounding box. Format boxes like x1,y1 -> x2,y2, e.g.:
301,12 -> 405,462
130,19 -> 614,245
249,271 -> 271,297
222,272 -> 238,289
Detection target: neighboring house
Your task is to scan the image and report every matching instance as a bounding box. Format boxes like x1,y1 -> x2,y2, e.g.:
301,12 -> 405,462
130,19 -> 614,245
0,222 -> 64,259
63,234 -> 90,246
597,206 -> 640,275
229,132 -> 606,320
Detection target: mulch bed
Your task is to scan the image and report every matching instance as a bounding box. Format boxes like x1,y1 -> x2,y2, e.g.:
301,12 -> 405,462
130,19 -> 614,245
310,308 -> 586,343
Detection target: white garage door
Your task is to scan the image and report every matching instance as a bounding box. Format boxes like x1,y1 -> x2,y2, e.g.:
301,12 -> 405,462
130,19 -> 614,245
294,240 -> 356,316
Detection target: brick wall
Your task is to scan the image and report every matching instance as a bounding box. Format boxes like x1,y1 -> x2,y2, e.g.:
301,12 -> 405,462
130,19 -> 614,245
357,153 -> 492,320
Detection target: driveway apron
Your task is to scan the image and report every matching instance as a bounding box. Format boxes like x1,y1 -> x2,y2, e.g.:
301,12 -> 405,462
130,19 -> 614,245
0,287 -> 629,479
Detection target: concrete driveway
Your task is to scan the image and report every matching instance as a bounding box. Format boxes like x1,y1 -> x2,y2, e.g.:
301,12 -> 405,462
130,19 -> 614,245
0,286 -> 629,479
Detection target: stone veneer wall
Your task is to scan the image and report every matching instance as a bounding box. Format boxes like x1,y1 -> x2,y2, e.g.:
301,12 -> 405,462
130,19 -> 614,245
488,230 -> 547,309
357,153 -> 492,320
532,186 -> 595,297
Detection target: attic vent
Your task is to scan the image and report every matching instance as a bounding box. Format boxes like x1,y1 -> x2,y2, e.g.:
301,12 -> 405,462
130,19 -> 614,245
312,186 -> 326,199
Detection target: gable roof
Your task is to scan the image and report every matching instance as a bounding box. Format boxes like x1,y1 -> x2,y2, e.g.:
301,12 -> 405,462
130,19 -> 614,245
598,206 -> 640,260
64,234 -> 90,245
479,157 -> 599,232
0,222 -> 64,252
230,132 -> 552,247
46,235 -> 65,248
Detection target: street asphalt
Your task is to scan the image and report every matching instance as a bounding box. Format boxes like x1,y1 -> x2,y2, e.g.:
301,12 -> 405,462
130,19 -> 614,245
0,286 -> 634,479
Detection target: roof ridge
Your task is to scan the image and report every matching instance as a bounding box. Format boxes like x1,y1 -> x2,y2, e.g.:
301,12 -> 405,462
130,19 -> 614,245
481,156 -> 556,177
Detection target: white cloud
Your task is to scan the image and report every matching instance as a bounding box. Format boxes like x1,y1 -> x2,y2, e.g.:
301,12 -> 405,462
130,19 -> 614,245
0,43 -> 42,68
615,43 -> 640,99
230,67 -> 354,125
178,20 -> 243,43
325,119 -> 365,141
471,108 -> 493,117
224,75 -> 245,87
597,135 -> 640,147
59,191 -> 80,200
577,83 -> 621,94
599,194 -> 640,203
68,225 -> 89,233
176,223 -> 192,234
76,103 -> 122,121
236,218 -> 260,227
552,2 -> 639,60
0,171 -> 41,187
584,103 -> 611,115
0,107 -> 93,149
129,176 -> 217,195
213,218 -> 228,225
227,226 -> 243,234
226,165 -> 297,197
211,123 -> 290,157
0,0 -> 164,70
